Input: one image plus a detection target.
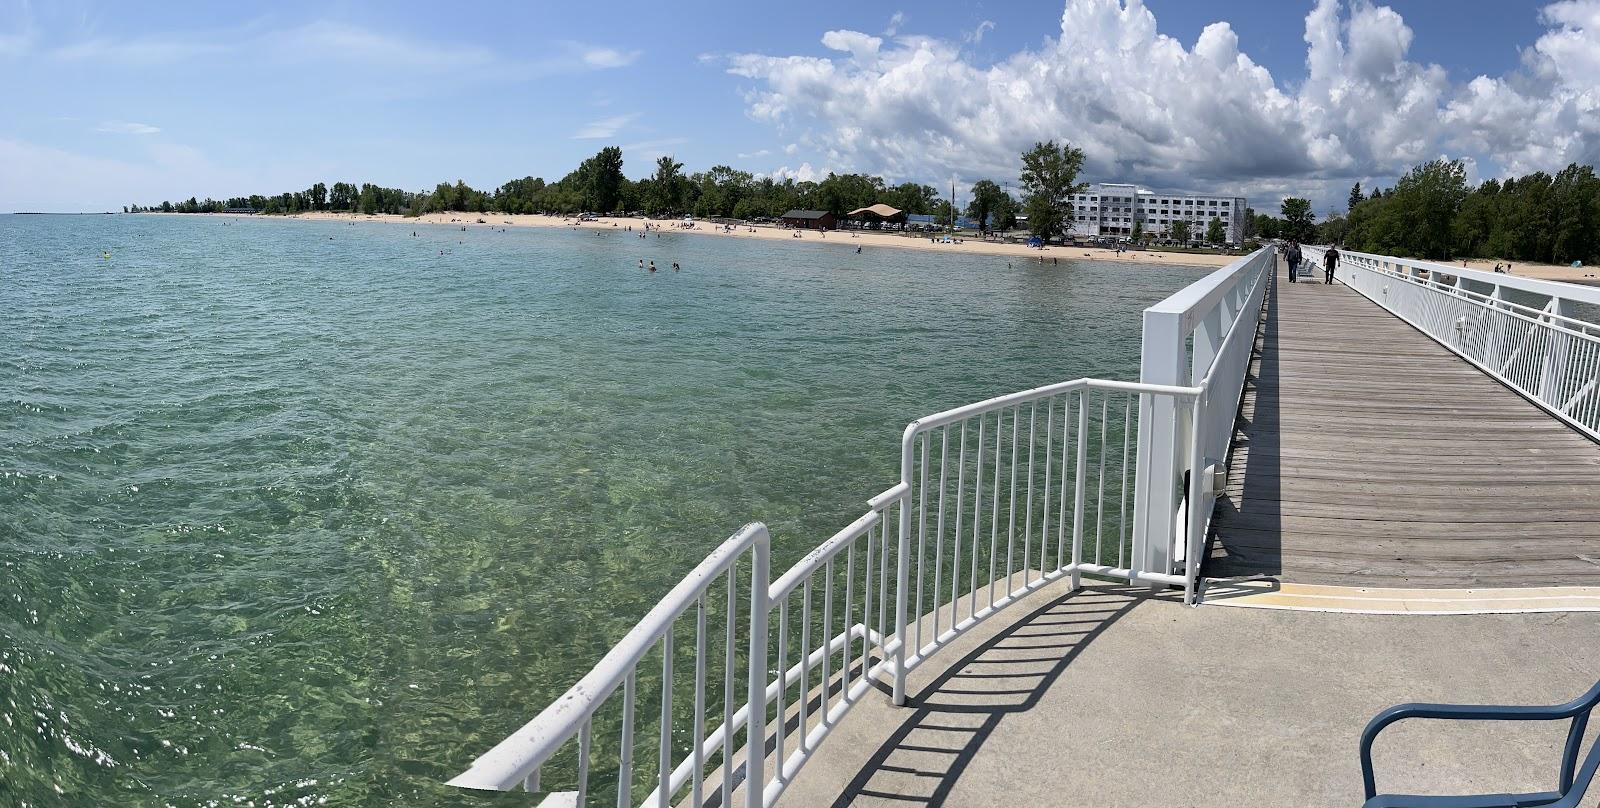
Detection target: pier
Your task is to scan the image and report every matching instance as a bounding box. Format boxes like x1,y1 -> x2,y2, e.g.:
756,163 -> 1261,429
449,245 -> 1600,807
1209,263 -> 1600,589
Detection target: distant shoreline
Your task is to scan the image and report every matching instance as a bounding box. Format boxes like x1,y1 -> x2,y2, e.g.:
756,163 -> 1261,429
133,210 -> 1242,269
123,211 -> 1600,284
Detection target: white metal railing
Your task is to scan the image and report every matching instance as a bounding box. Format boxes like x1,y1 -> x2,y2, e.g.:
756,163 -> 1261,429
1133,247 -> 1275,585
1309,247 -> 1600,441
448,249 -> 1278,806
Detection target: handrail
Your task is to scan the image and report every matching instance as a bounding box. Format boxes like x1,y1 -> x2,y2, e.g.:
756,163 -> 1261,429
1322,247 -> 1600,307
448,258 -> 1279,805
448,522 -> 770,799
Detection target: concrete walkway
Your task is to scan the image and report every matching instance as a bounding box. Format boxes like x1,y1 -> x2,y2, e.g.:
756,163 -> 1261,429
775,581 -> 1600,807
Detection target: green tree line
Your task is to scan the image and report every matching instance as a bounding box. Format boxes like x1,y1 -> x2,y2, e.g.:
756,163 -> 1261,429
1247,160 -> 1600,266
125,142 -> 1108,243
127,145 -> 951,221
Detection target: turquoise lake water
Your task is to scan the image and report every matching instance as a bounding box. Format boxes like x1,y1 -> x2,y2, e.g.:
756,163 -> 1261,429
0,214 -> 1206,806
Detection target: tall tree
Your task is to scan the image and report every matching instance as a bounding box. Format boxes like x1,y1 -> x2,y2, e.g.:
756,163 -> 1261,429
992,193 -> 1019,235
1347,182 -> 1364,214
1169,219 -> 1191,244
1018,140 -> 1086,242
965,180 -> 1007,234
581,146 -> 625,213
889,182 -> 938,215
649,156 -> 684,215
1280,197 -> 1316,242
1206,216 -> 1226,245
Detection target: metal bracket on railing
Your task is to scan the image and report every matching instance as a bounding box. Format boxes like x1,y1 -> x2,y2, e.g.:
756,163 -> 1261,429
1204,462 -> 1226,496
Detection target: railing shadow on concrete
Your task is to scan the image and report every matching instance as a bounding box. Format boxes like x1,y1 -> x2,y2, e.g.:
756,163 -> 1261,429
819,585 -> 1150,807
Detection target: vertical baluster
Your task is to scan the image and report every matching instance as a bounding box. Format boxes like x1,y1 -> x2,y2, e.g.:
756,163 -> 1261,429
863,516 -> 876,669
933,427 -> 948,640
915,432 -> 928,652
1119,396 -> 1133,570
798,578 -> 811,750
721,572 -> 736,808
971,414 -> 985,618
658,629 -> 674,808
877,517 -> 889,663
821,557 -> 834,720
989,409 -> 1003,607
951,421 -> 966,629
1040,396 -> 1055,576
1057,393 -> 1073,570
1022,401 -> 1037,586
1006,404 -> 1020,595
691,596 -> 706,808
774,599 -> 787,778
619,670 -> 636,808
844,543 -> 855,693
1095,396 -> 1109,564
1073,389 -> 1088,578
578,718 -> 593,807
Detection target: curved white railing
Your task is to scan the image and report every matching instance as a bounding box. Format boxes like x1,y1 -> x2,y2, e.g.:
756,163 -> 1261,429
448,249 -> 1279,806
448,523 -> 772,804
1309,247 -> 1600,441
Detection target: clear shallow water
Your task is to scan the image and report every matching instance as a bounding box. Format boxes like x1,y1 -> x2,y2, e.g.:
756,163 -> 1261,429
0,214 -> 1205,806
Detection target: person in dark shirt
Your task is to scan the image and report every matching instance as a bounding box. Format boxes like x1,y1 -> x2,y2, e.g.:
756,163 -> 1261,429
1323,245 -> 1340,285
1285,241 -> 1302,283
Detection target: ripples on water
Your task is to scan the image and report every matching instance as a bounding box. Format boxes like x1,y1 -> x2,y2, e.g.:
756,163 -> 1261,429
0,214 -> 1206,806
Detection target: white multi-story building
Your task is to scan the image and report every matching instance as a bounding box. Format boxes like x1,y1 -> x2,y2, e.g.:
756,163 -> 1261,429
1067,183 -> 1248,245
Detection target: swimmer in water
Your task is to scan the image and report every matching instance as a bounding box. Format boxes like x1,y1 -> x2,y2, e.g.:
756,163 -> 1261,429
639,259 -> 644,268
672,262 -> 680,271
649,261 -> 657,272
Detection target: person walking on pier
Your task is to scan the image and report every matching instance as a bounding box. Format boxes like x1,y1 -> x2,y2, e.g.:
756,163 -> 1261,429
1323,245 -> 1340,285
1285,241 -> 1302,283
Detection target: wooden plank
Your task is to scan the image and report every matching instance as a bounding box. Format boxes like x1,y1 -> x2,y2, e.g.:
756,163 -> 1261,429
1203,272 -> 1600,590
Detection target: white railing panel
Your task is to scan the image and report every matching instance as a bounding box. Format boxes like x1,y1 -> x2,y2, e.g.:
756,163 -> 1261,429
1133,247 -> 1274,583
1312,247 -> 1600,441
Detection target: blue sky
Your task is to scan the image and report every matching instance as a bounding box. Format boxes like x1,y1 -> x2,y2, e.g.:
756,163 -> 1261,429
1,0 -> 1593,213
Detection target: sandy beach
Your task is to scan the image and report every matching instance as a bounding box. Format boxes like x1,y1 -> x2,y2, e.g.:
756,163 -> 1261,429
263,210 -> 1241,267
148,211 -> 1600,286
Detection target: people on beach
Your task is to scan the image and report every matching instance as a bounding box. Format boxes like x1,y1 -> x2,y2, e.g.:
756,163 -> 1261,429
1323,245 -> 1339,284
1285,241 -> 1302,283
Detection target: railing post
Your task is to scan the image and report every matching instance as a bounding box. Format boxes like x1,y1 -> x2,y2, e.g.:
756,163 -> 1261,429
892,440 -> 914,707
1539,297 -> 1575,405
1132,308 -> 1186,582
745,534 -> 769,808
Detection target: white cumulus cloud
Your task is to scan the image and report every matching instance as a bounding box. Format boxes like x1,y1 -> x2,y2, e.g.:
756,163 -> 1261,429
725,0 -> 1600,209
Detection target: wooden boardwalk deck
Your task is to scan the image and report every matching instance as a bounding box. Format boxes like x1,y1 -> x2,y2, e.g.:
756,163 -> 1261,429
1204,262 -> 1600,588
